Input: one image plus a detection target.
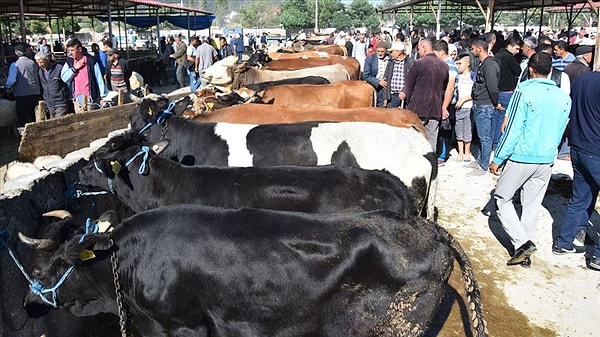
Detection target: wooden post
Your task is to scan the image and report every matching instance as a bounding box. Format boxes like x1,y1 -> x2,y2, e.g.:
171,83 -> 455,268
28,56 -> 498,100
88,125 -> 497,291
36,100 -> 46,121
118,88 -> 125,106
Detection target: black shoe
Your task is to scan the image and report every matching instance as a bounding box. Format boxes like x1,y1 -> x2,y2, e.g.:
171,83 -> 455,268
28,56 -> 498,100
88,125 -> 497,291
520,257 -> 531,268
507,241 -> 537,265
589,256 -> 600,271
552,245 -> 584,255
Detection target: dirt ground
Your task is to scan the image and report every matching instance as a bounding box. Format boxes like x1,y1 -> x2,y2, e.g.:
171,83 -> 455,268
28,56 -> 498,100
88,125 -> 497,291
431,153 -> 600,337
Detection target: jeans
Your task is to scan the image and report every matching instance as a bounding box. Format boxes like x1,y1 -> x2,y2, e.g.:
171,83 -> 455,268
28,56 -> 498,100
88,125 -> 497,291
176,64 -> 188,88
493,91 -> 513,149
472,104 -> 494,171
386,94 -> 404,108
187,68 -> 197,88
556,148 -> 600,257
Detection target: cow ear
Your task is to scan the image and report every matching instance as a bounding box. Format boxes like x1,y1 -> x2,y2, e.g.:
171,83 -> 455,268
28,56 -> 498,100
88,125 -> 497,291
173,96 -> 191,115
151,140 -> 170,154
63,234 -> 112,265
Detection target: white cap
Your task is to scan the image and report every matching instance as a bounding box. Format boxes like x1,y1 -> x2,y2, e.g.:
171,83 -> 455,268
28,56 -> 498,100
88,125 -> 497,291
448,43 -> 457,55
390,41 -> 405,51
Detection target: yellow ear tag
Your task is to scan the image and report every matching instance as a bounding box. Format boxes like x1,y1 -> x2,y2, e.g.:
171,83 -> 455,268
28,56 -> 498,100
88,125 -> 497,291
110,161 -> 122,176
207,102 -> 215,109
79,249 -> 96,261
148,107 -> 153,116
97,220 -> 113,233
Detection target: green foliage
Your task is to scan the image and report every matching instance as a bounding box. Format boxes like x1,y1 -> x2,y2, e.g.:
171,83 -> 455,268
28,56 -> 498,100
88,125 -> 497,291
280,0 -> 312,29
308,0 -> 344,29
330,12 -> 353,31
347,0 -> 376,27
239,0 -> 280,28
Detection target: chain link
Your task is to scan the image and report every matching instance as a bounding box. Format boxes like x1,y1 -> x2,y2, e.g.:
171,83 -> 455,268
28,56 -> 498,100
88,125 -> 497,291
160,122 -> 169,140
110,238 -> 128,337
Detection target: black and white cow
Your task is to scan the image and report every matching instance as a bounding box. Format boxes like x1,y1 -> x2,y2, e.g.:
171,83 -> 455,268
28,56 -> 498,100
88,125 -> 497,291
20,204 -> 488,337
130,97 -> 437,218
79,132 -> 415,216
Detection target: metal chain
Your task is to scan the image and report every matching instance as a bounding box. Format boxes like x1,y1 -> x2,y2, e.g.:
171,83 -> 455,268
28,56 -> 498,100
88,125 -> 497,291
110,238 -> 128,337
160,122 -> 169,140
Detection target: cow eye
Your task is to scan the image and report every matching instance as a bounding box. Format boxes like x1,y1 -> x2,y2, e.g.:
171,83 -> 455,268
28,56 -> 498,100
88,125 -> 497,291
32,267 -> 44,279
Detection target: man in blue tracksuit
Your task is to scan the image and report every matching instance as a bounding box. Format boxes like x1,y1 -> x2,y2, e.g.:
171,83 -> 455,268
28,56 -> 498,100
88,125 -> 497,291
554,70 -> 600,271
489,52 -> 571,268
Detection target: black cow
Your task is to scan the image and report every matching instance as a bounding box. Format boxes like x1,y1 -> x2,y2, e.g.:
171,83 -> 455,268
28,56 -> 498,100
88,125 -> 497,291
20,204 -> 488,337
79,132 -> 415,215
130,96 -> 437,218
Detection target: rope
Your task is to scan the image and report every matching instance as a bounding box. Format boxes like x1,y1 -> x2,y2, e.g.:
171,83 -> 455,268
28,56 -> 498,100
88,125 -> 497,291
0,219 -> 98,308
138,101 -> 177,134
124,146 -> 150,175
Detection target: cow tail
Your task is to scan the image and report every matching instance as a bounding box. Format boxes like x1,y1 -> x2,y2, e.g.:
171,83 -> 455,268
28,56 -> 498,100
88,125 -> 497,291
441,225 -> 489,337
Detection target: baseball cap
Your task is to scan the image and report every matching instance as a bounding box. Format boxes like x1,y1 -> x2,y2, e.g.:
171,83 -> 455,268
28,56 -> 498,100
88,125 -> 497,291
389,41 -> 405,51
106,48 -> 118,56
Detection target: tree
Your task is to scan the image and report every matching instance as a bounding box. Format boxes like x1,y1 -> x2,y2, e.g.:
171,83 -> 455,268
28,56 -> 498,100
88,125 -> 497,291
239,0 -> 280,28
213,0 -> 230,27
280,0 -> 313,29
347,0 -> 377,29
308,0 -> 344,29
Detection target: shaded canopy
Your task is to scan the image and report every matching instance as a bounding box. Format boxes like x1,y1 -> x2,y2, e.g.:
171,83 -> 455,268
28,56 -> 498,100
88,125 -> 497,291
97,15 -> 216,30
380,0 -> 597,12
0,0 -> 213,18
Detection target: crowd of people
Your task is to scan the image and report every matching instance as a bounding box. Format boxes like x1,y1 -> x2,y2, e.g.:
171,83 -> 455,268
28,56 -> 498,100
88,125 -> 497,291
359,26 -> 598,271
2,36 -> 141,126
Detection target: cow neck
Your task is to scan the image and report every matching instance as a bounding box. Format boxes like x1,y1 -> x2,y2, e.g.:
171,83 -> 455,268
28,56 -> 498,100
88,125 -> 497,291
137,101 -> 177,135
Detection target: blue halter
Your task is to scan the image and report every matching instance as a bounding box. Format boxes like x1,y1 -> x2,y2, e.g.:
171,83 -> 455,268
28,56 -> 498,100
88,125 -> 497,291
138,101 -> 177,134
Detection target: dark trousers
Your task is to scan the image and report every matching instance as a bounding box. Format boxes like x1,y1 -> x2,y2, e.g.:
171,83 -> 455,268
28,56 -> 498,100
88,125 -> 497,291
15,95 -> 41,127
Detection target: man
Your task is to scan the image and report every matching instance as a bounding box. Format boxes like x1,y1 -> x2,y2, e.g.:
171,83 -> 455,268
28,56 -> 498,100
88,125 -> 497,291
552,40 -> 576,71
399,37 -> 449,152
169,35 -> 188,88
60,38 -> 107,113
433,39 -> 459,165
493,37 -> 522,149
490,52 -> 571,267
232,33 -> 244,63
563,45 -> 593,84
186,36 -> 199,88
363,41 -> 390,107
519,36 -> 538,73
192,36 -> 218,91
218,36 -> 233,60
35,51 -> 71,119
105,48 -> 131,93
553,70 -> 600,271
162,36 -> 176,84
5,44 -> 41,128
352,33 -> 368,75
383,41 -> 414,108
465,38 -> 500,176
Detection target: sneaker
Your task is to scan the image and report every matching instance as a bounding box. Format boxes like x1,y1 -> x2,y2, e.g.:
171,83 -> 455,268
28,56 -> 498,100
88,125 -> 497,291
573,229 -> 586,248
589,256 -> 600,270
463,161 -> 480,169
455,155 -> 463,162
437,159 -> 446,167
463,154 -> 472,162
466,168 -> 487,176
552,245 -> 584,255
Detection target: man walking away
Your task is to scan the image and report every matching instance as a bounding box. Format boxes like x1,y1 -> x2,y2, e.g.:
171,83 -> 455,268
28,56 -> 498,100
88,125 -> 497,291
553,70 -> 600,271
490,52 -> 571,268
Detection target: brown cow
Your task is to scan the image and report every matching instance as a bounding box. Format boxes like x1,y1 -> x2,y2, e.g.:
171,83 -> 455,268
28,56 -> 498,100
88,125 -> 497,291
262,56 -> 360,80
184,104 -> 426,137
268,51 -> 329,60
244,80 -> 375,108
314,44 -> 347,56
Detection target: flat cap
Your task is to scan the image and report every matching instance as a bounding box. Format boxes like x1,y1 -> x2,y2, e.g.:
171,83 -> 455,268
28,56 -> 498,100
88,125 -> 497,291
575,45 -> 593,56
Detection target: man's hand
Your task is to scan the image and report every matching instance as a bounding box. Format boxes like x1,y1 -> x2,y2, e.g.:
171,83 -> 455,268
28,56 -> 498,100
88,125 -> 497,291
399,92 -> 406,100
489,162 -> 502,175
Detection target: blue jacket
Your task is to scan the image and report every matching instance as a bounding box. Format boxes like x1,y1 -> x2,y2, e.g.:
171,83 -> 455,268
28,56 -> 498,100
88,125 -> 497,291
569,71 -> 600,157
492,78 -> 571,165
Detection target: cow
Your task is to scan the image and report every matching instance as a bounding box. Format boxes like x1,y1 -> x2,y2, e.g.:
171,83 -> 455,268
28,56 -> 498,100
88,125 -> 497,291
314,44 -> 347,56
130,96 -> 437,218
268,50 -> 330,60
247,51 -> 360,80
243,76 -> 331,92
203,61 -> 350,90
79,131 -> 416,216
19,204 -> 488,337
239,80 -> 376,108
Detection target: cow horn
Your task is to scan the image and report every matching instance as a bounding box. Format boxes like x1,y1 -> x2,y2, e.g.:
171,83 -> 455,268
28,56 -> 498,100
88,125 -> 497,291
42,210 -> 73,219
18,232 -> 56,250
129,94 -> 143,104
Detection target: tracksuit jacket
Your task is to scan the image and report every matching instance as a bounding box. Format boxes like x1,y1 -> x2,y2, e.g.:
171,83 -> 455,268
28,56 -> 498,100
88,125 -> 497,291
492,78 -> 571,166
